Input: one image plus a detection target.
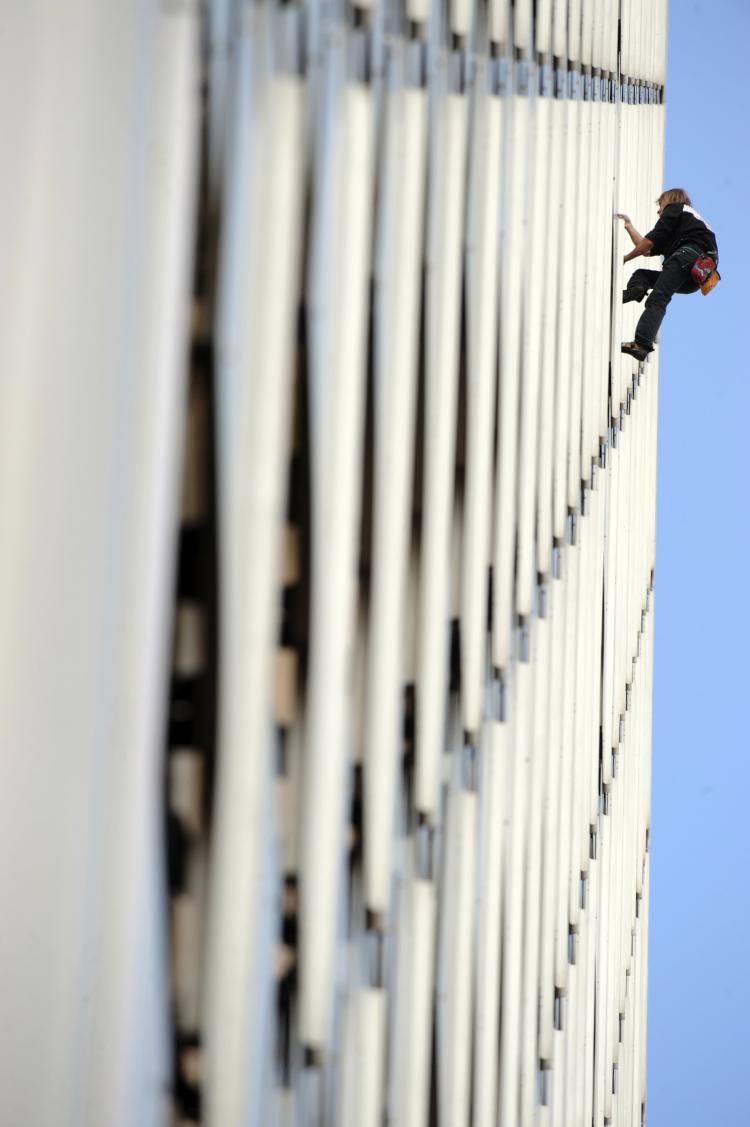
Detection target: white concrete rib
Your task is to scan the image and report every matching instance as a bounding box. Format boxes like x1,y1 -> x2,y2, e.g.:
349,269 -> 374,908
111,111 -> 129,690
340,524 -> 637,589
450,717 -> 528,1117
207,50 -> 306,1125
492,93 -> 528,674
300,76 -> 375,1050
416,89 -> 467,816
461,86 -> 503,746
0,4 -> 199,1124
363,80 -> 428,920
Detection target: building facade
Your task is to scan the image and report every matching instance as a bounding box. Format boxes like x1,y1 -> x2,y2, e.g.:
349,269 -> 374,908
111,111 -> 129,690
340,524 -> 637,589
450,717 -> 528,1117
1,1 -> 667,1125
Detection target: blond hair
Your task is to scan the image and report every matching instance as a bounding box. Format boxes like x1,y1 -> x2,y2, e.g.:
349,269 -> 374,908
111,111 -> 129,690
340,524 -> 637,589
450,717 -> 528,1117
657,188 -> 692,207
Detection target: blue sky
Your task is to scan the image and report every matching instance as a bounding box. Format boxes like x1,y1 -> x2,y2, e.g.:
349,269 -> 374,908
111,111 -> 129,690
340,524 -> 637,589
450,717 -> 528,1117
648,2 -> 750,1123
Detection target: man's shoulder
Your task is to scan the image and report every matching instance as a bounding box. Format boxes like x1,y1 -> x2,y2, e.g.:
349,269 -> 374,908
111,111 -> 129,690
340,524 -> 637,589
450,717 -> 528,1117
682,204 -> 713,230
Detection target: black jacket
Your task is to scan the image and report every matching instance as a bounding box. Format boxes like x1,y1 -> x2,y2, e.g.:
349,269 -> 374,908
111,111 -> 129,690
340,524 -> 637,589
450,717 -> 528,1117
646,202 -> 718,259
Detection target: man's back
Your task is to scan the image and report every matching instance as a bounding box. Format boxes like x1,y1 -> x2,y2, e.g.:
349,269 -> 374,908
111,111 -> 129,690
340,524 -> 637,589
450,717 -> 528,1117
646,202 -> 718,258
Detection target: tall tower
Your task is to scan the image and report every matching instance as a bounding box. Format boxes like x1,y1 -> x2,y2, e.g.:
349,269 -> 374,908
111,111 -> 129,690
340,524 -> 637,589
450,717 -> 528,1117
0,1 -> 667,1125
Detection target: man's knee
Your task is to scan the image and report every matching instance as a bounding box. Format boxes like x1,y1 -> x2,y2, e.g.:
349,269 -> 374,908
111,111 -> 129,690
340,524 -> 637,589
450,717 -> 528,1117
624,270 -> 652,304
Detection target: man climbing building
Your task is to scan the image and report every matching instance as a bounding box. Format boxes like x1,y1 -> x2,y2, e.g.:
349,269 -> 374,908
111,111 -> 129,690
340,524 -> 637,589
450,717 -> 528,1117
617,188 -> 720,362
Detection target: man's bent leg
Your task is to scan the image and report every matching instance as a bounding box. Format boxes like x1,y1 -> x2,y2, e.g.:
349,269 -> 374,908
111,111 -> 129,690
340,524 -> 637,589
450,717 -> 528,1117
623,268 -> 659,304
633,256 -> 691,347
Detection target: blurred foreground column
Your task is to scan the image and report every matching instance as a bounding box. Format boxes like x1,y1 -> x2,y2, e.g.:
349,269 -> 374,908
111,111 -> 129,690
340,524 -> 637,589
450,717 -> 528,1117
0,3 -> 200,1124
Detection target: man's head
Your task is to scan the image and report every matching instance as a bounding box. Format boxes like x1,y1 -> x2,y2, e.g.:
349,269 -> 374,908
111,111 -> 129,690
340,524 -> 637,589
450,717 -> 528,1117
656,188 -> 692,216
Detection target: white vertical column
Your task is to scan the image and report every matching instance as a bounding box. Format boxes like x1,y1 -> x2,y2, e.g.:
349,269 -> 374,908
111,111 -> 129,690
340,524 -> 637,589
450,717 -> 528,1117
498,661 -> 533,1126
388,879 -> 438,1127
552,0 -> 567,60
520,617 -> 551,1127
552,93 -> 579,546
207,35 -> 306,1122
516,93 -> 550,620
0,5 -> 199,1125
566,90 -> 590,509
363,77 -> 427,920
300,73 -> 375,1051
437,788 -> 478,1127
536,90 -> 564,583
538,568 -> 567,1073
416,86 -> 467,812
473,722 -> 509,1127
461,85 -> 503,746
489,0 -> 511,50
336,990 -> 387,1127
492,92 -> 528,674
514,0 -> 532,52
536,0 -> 553,56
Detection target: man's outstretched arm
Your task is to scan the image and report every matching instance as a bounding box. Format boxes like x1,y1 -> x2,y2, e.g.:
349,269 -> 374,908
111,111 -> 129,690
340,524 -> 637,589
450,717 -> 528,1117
616,213 -> 654,262
623,237 -> 654,263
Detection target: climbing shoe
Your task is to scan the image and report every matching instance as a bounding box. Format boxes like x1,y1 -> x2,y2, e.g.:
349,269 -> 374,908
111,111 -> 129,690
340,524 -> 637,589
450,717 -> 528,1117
621,341 -> 653,362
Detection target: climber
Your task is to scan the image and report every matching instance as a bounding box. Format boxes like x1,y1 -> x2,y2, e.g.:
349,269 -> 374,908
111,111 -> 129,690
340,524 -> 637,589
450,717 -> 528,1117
616,188 -> 720,362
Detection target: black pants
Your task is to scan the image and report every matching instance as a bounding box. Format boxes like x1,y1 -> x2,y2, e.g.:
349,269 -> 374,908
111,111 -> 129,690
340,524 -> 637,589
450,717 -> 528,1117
624,246 -> 703,347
